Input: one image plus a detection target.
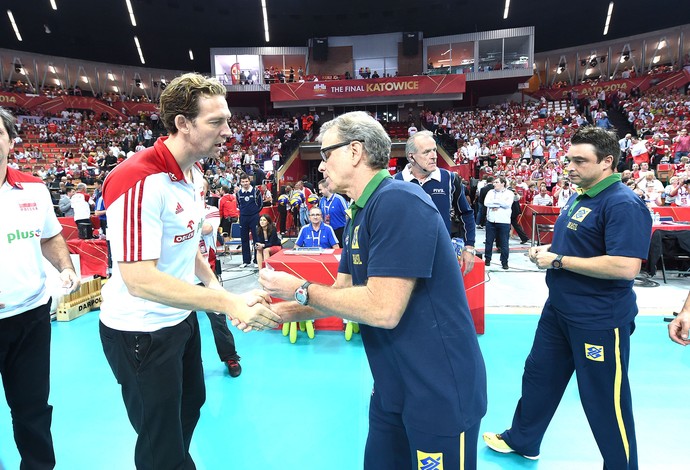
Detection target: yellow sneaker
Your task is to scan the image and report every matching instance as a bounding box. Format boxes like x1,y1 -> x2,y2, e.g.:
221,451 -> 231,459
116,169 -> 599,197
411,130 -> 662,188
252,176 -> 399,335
482,432 -> 539,460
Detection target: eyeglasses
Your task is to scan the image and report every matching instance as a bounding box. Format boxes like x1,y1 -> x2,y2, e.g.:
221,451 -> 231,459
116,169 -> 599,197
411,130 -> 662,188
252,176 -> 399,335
309,213 -> 322,217
319,140 -> 362,162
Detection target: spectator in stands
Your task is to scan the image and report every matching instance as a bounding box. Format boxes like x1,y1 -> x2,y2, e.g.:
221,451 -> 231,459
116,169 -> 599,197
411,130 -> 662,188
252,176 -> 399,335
673,128 -> 690,163
58,187 -> 74,216
595,112 -> 613,129
533,183 -> 554,206
0,107 -> 80,470
252,162 -> 266,188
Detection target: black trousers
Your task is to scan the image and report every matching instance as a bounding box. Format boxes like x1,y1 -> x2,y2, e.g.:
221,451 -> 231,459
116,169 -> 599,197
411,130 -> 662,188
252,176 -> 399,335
202,312 -> 238,362
0,301 -> 54,470
333,226 -> 345,246
100,314 -> 206,470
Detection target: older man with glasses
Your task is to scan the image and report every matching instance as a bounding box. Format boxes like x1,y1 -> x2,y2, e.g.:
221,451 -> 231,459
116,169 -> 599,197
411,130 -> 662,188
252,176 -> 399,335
260,111 -> 486,470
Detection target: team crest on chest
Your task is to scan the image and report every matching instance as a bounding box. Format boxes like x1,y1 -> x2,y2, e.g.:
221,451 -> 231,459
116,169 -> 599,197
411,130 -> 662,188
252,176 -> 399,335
351,226 -> 360,249
571,207 -> 592,223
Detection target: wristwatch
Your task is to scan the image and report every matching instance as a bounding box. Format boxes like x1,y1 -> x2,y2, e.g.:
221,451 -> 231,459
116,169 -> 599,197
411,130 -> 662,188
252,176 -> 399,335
463,246 -> 476,255
294,281 -> 312,305
551,254 -> 564,270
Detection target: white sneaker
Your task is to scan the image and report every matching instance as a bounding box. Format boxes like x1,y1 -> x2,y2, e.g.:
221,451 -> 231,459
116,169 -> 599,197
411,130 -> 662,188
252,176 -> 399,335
238,263 -> 249,268
249,263 -> 258,268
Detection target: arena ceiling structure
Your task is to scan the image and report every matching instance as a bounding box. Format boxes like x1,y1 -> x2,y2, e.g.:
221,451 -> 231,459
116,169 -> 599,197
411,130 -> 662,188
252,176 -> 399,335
2,0 -> 690,73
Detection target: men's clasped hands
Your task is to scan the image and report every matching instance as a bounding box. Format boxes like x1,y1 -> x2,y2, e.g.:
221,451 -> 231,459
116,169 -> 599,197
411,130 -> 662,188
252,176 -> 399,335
232,270 -> 308,333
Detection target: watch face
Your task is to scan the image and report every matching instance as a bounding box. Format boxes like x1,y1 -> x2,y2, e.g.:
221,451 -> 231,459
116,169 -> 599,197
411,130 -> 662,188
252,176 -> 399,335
295,288 -> 308,305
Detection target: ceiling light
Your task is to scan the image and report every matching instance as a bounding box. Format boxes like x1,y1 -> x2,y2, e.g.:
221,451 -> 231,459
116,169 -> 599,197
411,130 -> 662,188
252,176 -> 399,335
603,2 -> 613,35
189,49 -> 194,61
586,68 -> 593,76
503,0 -> 510,19
125,0 -> 137,27
55,78 -> 61,86
134,36 -> 145,64
44,24 -> 51,33
49,65 -> 56,73
658,40 -> 666,49
113,86 -> 119,92
653,55 -> 661,64
7,10 -> 22,41
108,72 -> 115,81
82,76 -> 89,83
261,0 -> 269,42
50,0 -> 57,10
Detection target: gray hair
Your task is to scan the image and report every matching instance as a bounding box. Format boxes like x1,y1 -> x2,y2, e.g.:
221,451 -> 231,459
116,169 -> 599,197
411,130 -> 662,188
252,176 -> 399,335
405,130 -> 434,156
318,111 -> 391,170
0,107 -> 18,140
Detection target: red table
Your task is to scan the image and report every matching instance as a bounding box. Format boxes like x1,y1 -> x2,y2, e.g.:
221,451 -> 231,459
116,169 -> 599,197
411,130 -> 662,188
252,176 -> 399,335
518,205 -> 560,245
652,207 -> 690,221
66,238 -> 109,278
652,223 -> 690,233
265,250 -> 485,334
59,216 -> 101,241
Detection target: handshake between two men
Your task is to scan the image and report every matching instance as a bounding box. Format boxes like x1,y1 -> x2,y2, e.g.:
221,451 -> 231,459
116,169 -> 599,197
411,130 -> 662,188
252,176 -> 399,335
226,269 -> 319,333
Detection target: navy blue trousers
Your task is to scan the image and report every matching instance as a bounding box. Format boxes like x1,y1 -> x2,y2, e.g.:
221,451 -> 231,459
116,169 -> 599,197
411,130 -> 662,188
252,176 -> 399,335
239,213 -> 259,264
364,388 -> 480,470
502,302 -> 637,469
484,221 -> 510,265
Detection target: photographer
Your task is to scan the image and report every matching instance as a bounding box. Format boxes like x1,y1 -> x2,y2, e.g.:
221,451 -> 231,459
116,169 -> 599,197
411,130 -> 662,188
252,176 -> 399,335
553,178 -> 574,209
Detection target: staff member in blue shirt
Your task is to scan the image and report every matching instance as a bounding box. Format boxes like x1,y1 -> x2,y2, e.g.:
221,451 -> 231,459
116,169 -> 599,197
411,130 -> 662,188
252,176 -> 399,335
317,178 -> 348,244
484,126 -> 652,469
395,130 -> 477,274
295,207 -> 339,249
260,111 -> 486,470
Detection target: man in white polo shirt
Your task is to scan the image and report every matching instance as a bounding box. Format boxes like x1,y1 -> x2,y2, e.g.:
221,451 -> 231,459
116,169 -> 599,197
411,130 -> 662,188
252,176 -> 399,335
100,74 -> 280,469
0,107 -> 80,469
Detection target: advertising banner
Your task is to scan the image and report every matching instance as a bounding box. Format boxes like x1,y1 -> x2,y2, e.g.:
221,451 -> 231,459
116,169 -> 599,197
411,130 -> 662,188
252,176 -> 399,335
271,75 -> 466,103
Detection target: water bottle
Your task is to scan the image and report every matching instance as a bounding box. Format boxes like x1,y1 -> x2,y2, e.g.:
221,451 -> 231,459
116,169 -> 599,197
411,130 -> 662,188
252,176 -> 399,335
653,211 -> 661,225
